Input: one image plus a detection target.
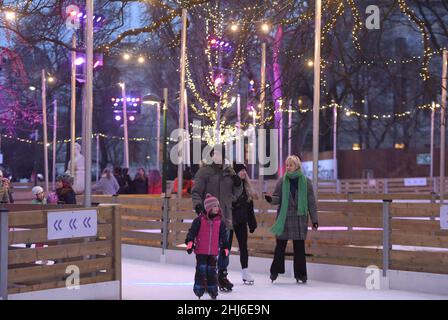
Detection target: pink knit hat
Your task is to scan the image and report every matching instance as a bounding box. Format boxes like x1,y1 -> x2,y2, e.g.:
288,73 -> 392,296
204,193 -> 220,214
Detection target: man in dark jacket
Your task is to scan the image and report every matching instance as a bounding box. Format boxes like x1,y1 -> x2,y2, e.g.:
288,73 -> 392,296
191,147 -> 243,292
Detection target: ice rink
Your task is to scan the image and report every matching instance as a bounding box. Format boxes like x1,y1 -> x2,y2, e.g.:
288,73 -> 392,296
122,258 -> 447,300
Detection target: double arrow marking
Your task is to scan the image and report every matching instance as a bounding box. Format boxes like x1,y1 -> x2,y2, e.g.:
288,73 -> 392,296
83,217 -> 92,228
53,219 -> 63,231
69,218 -> 77,230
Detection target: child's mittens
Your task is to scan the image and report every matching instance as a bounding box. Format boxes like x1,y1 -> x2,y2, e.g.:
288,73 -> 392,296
186,241 -> 194,254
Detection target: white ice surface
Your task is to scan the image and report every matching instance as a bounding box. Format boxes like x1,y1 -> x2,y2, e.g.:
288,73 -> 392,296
122,258 -> 447,300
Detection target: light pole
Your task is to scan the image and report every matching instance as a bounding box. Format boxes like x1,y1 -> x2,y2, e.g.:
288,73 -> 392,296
143,93 -> 162,170
333,101 -> 338,181
70,34 -> 77,177
430,102 -> 435,180
83,0 -> 94,207
41,69 -> 49,193
177,8 -> 188,199
440,49 -> 447,203
119,82 -> 130,168
52,99 -> 57,191
312,0 -> 322,198
258,41 -> 266,196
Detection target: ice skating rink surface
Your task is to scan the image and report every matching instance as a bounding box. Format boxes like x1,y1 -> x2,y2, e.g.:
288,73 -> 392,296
122,258 -> 447,300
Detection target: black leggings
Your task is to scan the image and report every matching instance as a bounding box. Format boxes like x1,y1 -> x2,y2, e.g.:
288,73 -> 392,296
270,239 -> 307,279
233,222 -> 249,269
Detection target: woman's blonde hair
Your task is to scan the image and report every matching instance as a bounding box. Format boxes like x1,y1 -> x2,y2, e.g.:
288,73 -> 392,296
285,155 -> 302,171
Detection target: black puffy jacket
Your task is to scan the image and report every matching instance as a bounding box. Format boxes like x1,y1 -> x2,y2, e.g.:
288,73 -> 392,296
232,185 -> 257,231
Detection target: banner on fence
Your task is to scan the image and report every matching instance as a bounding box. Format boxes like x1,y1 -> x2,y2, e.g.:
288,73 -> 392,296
404,178 -> 427,187
47,209 -> 98,240
441,206 -> 448,230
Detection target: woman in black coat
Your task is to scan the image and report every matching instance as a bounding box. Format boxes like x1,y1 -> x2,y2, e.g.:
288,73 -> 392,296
232,163 -> 258,285
55,174 -> 77,204
132,168 -> 148,194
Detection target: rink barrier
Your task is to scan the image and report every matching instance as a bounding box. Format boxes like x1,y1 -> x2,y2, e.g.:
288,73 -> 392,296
0,204 -> 121,300
80,195 -> 448,276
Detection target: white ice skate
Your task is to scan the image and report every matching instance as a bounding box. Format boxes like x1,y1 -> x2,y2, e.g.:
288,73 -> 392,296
242,268 -> 254,285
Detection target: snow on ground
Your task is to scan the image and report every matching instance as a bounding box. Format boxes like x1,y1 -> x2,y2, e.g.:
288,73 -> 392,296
122,258 -> 447,300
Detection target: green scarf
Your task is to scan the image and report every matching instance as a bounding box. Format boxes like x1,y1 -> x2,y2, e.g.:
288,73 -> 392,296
270,171 -> 308,236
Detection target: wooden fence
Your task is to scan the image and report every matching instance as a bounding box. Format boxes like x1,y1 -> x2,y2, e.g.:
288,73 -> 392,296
83,194 -> 448,276
0,204 -> 121,299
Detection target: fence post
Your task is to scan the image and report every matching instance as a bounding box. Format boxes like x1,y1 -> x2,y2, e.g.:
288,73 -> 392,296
0,208 -> 8,300
382,200 -> 392,278
383,179 -> 389,194
161,195 -> 170,264
336,179 -> 341,194
347,193 -> 353,231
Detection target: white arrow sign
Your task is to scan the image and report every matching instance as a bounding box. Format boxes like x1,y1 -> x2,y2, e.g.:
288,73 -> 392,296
47,210 -> 98,240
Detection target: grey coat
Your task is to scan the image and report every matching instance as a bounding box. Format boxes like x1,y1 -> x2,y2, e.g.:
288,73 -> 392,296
192,164 -> 243,230
271,177 -> 318,240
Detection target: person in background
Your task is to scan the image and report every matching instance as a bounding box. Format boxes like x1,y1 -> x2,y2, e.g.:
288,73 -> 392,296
119,167 -> 132,194
132,168 -> 148,194
172,168 -> 194,196
31,186 -> 46,204
232,163 -> 258,285
55,173 -> 77,204
147,169 -> 162,194
0,170 -> 13,203
114,167 -> 126,192
264,155 -> 318,284
93,168 -> 120,195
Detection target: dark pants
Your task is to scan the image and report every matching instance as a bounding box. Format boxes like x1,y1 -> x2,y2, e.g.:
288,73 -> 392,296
194,255 -> 218,297
270,239 -> 307,279
217,229 -> 234,271
233,223 -> 249,269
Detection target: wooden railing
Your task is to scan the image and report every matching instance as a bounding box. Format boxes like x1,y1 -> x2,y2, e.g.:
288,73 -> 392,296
82,194 -> 448,276
0,204 -> 121,299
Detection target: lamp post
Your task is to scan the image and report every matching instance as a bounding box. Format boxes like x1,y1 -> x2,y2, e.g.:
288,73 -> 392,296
143,93 -> 162,170
52,99 -> 57,191
41,69 -> 49,193
440,49 -> 447,203
119,82 -> 130,168
70,34 -> 77,177
312,0 -> 322,198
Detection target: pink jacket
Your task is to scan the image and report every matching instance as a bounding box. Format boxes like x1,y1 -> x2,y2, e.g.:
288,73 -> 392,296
185,212 -> 229,256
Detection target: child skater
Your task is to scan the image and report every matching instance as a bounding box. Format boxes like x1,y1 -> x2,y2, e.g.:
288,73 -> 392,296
185,194 -> 230,299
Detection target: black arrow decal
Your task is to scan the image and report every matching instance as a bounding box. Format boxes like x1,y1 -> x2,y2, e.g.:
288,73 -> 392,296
69,218 -> 73,230
73,218 -> 77,230
83,217 -> 88,228
87,217 -> 91,228
58,220 -> 62,231
54,220 -> 58,231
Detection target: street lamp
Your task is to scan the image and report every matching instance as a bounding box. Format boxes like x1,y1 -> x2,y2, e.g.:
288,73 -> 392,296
4,11 -> 16,21
143,93 -> 162,171
119,82 -> 129,168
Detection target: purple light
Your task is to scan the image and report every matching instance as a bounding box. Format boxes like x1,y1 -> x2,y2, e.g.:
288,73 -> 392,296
115,115 -> 122,121
224,43 -> 230,48
77,12 -> 83,18
133,103 -> 137,107
219,41 -> 225,46
97,17 -> 102,22
75,57 -> 85,66
127,98 -> 131,102
93,60 -> 100,68
114,103 -> 118,107
214,76 -> 223,86
129,116 -> 135,121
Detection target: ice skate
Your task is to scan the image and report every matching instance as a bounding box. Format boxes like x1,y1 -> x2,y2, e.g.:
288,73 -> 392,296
242,268 -> 254,285
218,269 -> 233,292
270,273 -> 278,283
296,276 -> 307,284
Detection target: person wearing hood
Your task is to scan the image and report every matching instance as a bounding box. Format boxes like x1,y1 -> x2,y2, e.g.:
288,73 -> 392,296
185,194 -> 230,299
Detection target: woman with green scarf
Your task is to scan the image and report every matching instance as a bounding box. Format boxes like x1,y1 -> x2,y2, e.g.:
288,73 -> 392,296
265,155 -> 318,284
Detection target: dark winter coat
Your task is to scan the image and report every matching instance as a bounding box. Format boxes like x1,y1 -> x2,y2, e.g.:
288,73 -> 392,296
56,187 -> 77,204
232,185 -> 257,232
132,177 -> 148,194
191,164 -> 243,230
185,213 -> 230,256
271,176 -> 318,240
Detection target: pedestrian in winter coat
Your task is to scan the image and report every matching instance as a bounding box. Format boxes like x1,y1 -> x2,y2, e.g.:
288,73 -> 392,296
232,163 -> 258,284
265,155 -> 318,284
55,173 -> 77,204
132,168 -> 148,194
0,170 -> 13,203
185,194 -> 230,299
147,169 -> 162,194
191,147 -> 243,291
93,168 -> 120,195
